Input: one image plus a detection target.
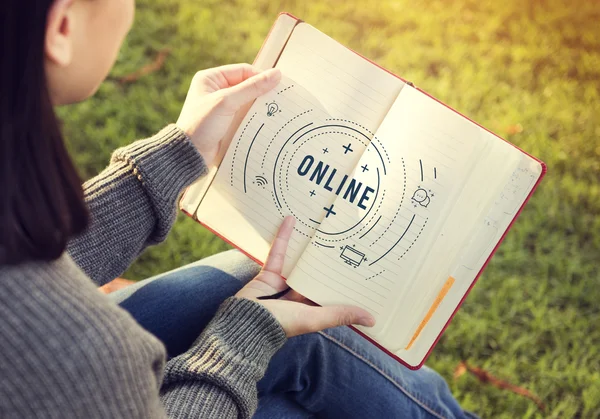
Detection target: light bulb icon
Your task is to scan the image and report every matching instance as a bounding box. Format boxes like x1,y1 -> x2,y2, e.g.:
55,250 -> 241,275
266,101 -> 279,117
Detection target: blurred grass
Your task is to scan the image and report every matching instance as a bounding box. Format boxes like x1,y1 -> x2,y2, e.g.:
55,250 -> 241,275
58,0 -> 600,417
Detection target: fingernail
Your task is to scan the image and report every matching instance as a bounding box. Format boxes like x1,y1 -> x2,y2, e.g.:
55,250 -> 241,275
359,315 -> 376,327
265,68 -> 282,81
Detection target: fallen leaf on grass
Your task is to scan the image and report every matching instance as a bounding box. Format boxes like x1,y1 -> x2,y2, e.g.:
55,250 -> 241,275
454,362 -> 468,379
120,48 -> 171,84
505,123 -> 524,135
454,361 -> 546,412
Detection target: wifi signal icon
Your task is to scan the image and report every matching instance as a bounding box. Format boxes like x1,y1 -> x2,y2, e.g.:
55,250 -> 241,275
255,175 -> 268,187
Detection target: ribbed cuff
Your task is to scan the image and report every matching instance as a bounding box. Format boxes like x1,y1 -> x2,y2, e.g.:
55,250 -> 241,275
161,298 -> 287,417
203,297 -> 287,361
111,125 -> 208,208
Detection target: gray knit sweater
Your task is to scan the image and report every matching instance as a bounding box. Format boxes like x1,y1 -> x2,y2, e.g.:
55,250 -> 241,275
0,125 -> 287,418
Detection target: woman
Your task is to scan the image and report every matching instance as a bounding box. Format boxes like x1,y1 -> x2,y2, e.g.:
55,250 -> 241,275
0,0 -> 475,417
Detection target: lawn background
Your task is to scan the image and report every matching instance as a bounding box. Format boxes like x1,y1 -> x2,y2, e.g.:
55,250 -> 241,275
58,0 -> 600,417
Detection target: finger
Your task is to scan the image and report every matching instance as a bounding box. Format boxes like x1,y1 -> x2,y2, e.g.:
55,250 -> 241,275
194,64 -> 260,90
220,68 -> 282,110
263,216 -> 295,275
218,63 -> 262,87
302,305 -> 376,333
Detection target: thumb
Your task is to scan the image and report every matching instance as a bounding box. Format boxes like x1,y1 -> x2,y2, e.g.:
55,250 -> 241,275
306,305 -> 376,333
221,68 -> 281,110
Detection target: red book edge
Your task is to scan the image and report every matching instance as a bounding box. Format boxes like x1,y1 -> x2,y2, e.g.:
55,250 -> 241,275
180,12 -> 548,370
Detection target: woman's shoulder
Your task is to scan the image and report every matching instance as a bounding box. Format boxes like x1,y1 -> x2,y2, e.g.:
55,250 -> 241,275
0,252 -> 166,368
1,253 -> 115,319
0,257 -> 168,416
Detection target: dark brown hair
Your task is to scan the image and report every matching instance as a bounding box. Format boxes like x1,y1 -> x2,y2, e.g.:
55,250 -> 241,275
0,1 -> 88,265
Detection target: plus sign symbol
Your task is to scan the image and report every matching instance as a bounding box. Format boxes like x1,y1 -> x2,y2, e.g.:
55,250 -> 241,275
323,204 -> 337,218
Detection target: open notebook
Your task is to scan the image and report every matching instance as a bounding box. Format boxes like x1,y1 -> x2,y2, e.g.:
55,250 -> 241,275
180,13 -> 546,369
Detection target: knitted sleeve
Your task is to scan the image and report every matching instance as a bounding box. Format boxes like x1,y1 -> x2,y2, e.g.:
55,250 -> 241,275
67,125 -> 207,285
0,258 -> 286,418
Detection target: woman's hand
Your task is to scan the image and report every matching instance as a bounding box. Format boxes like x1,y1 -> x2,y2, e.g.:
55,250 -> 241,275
176,63 -> 281,165
236,216 -> 376,337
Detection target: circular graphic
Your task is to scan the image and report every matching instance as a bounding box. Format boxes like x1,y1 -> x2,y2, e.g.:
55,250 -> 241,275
229,82 -> 433,269
266,120 -> 392,241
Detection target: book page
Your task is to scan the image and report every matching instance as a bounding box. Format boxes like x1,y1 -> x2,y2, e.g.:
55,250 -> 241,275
287,86 -> 543,366
287,86 -> 489,333
196,23 -> 405,276
396,151 -> 543,367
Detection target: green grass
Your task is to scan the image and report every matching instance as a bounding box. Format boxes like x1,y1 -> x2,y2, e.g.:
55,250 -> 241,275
58,0 -> 600,417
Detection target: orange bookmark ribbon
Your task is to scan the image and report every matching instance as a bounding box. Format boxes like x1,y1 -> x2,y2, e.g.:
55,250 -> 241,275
405,276 -> 455,350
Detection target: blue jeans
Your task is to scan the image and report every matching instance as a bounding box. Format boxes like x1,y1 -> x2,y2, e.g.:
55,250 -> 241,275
110,250 -> 476,419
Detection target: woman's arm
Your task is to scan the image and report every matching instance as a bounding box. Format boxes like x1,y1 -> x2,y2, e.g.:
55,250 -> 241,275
68,125 -> 206,285
68,64 -> 282,286
161,298 -> 287,417
0,253 -> 284,419
67,125 -> 206,286
160,217 -> 374,417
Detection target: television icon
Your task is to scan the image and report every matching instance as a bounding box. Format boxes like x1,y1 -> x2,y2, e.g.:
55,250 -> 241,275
340,245 -> 366,268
